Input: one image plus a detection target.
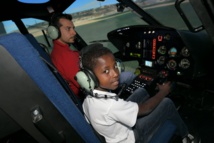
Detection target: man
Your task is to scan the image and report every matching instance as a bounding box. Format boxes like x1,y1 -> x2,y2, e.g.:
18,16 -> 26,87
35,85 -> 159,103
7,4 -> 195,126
48,13 -> 82,98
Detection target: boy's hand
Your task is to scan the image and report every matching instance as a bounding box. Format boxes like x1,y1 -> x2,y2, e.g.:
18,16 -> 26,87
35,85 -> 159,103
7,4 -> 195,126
156,81 -> 171,96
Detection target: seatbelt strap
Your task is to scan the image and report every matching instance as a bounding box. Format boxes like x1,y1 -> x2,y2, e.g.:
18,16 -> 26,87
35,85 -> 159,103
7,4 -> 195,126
40,56 -> 83,112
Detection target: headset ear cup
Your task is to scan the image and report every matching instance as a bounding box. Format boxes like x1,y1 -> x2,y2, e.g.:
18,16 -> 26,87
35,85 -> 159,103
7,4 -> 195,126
75,70 -> 98,93
86,69 -> 99,87
47,25 -> 60,40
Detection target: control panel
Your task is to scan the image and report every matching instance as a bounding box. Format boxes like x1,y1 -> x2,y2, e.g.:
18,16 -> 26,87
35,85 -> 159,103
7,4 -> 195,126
108,25 -> 211,98
108,25 -> 195,78
125,73 -> 154,94
120,67 -> 170,99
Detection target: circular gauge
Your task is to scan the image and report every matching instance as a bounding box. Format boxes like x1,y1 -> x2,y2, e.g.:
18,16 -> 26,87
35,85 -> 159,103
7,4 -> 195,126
157,56 -> 165,65
167,59 -> 177,70
164,34 -> 171,40
168,47 -> 177,57
179,58 -> 190,69
158,45 -> 167,55
181,47 -> 190,57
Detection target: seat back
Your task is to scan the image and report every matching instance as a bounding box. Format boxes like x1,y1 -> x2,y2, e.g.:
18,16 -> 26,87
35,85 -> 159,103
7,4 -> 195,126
25,33 -> 83,111
0,32 -> 101,143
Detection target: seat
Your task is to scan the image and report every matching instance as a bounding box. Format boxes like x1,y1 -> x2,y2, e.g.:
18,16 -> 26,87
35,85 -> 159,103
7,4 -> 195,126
0,32 -> 101,143
24,33 -> 83,111
25,33 -> 106,143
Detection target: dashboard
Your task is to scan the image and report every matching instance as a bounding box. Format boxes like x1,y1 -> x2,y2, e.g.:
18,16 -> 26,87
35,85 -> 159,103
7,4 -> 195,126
108,25 -> 195,78
108,25 -> 213,96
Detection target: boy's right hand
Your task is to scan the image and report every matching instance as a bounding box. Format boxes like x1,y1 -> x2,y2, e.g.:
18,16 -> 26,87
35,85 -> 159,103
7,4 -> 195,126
156,81 -> 171,97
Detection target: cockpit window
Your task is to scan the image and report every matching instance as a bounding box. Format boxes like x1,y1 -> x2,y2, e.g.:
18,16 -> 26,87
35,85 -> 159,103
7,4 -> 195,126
65,0 -> 146,53
61,0 -> 202,53
2,18 -> 49,46
132,0 -> 202,31
2,20 -> 19,34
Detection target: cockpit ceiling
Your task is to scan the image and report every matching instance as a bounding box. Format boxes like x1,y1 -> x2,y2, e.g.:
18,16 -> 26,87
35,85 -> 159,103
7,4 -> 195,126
0,0 -> 75,21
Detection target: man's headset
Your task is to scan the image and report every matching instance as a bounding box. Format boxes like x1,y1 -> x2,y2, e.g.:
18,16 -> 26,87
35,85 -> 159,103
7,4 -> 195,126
46,13 -> 72,40
75,43 -> 123,95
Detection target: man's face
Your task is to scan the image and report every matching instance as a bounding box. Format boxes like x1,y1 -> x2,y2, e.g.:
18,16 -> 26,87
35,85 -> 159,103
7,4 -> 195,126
58,18 -> 76,44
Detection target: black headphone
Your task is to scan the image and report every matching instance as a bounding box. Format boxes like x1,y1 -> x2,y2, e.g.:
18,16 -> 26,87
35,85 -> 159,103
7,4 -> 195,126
47,13 -> 72,40
75,43 -> 122,94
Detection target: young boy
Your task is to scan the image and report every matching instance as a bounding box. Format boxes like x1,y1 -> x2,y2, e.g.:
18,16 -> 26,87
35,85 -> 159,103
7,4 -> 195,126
76,43 -> 194,143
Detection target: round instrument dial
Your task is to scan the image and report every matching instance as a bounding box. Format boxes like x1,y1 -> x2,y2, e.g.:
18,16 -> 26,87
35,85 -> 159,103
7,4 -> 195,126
179,58 -> 190,69
167,59 -> 177,70
168,47 -> 177,57
181,47 -> 190,57
158,45 -> 167,55
157,56 -> 165,65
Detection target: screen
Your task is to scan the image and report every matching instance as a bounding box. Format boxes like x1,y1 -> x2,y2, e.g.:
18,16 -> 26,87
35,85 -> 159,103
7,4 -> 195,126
145,60 -> 153,67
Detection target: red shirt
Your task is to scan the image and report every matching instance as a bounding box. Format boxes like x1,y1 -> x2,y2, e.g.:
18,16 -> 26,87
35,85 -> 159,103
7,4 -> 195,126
51,40 -> 81,98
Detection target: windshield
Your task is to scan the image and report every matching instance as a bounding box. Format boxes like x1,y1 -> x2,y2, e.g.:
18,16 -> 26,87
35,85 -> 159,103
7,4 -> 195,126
63,0 -> 201,52
68,0 -> 146,53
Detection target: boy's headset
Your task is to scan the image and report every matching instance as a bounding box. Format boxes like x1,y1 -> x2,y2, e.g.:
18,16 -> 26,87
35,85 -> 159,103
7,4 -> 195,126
46,13 -> 62,40
75,43 -> 123,95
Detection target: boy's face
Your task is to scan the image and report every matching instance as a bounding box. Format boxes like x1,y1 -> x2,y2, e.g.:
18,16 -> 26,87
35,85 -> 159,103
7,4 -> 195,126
58,18 -> 76,44
93,53 -> 120,91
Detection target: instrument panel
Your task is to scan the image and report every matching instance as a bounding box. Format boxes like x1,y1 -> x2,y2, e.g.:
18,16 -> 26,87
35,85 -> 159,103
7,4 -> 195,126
108,25 -> 195,78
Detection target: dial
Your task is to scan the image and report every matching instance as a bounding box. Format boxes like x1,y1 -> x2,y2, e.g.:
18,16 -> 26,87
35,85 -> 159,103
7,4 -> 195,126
179,58 -> 190,69
168,47 -> 177,57
167,59 -> 177,70
164,33 -> 171,40
158,45 -> 167,55
157,56 -> 165,65
181,47 -> 190,57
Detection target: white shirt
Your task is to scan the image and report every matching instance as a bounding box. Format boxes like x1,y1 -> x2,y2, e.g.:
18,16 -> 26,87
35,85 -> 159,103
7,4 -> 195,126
82,89 -> 139,143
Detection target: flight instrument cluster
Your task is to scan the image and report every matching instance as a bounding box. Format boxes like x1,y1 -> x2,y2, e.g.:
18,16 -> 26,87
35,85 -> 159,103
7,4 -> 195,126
108,25 -> 194,77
